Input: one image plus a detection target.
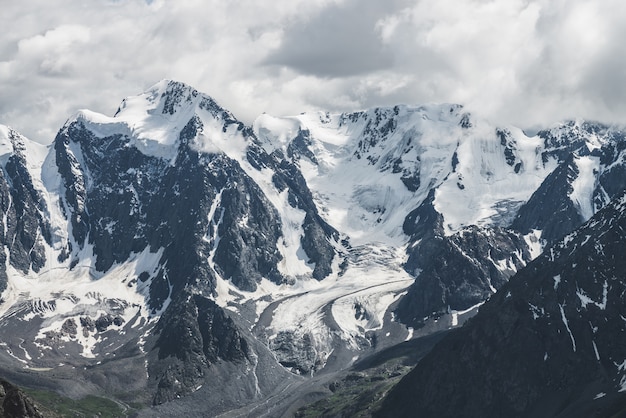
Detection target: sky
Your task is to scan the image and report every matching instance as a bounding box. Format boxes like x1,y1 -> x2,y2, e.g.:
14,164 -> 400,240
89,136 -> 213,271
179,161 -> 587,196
1,0 -> 626,143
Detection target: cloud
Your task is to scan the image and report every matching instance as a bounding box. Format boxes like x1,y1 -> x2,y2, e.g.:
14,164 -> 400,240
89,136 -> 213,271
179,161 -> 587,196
263,0 -> 408,77
17,25 -> 92,77
373,0 -> 626,127
0,0 -> 625,143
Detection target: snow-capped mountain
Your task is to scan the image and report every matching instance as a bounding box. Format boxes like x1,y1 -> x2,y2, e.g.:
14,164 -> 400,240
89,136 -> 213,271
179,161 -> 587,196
0,80 -> 625,414
380,188 -> 626,418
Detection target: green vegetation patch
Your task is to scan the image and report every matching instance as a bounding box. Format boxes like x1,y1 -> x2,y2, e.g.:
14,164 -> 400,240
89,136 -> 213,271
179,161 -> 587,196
296,366 -> 411,418
24,388 -> 132,418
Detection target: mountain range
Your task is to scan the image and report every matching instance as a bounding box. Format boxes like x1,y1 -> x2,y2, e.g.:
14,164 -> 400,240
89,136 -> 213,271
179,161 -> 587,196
0,80 -> 626,416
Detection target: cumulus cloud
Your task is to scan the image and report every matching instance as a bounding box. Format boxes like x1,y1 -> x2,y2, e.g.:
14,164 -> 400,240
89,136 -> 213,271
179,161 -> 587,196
0,0 -> 625,143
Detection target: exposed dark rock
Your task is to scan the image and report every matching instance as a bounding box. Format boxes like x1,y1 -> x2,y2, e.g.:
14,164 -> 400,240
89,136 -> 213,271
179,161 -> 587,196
512,155 -> 584,246
538,121 -> 591,163
497,128 -> 518,167
80,316 -> 95,336
287,129 -> 318,164
399,165 -> 421,194
270,149 -> 339,280
161,81 -> 200,116
211,171 -> 284,291
269,332 -> 320,375
398,226 -> 531,325
381,190 -> 626,418
55,108 -> 287,302
353,108 -> 398,160
0,129 -> 52,293
54,126 -> 90,251
94,314 -> 124,332
61,318 -> 77,336
398,120 -> 626,328
150,291 -> 250,404
459,113 -> 472,129
451,150 -> 459,172
402,189 -> 444,241
4,153 -> 50,273
0,378 -> 43,418
301,213 -> 335,279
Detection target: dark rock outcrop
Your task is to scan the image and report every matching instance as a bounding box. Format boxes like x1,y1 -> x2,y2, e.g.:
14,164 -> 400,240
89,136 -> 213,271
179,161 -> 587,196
150,291 -> 249,404
0,130 -> 51,292
0,378 -> 44,418
398,225 -> 531,325
511,154 -> 582,245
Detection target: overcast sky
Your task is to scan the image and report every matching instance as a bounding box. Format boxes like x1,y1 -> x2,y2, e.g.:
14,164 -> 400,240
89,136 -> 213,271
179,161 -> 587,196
1,0 -> 625,143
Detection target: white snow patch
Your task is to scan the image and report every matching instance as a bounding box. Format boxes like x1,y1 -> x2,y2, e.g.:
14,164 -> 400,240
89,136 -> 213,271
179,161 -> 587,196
332,280 -> 411,346
0,343 -> 28,365
529,303 -> 545,320
451,301 -> 486,326
570,155 -> 600,221
255,106 -> 473,246
559,303 -> 576,352
577,281 -> 608,310
405,328 -> 414,341
593,340 -> 600,361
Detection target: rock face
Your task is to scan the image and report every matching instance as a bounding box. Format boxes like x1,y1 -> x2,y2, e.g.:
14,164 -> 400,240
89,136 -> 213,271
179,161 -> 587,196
512,122 -> 626,247
0,378 -> 43,418
54,105 -> 284,299
0,128 -> 51,293
398,225 -> 531,324
149,291 -> 250,404
380,190 -> 626,418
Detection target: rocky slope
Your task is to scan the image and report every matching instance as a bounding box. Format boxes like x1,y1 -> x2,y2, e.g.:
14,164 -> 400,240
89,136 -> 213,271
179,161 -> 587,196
380,189 -> 626,417
0,377 -> 45,418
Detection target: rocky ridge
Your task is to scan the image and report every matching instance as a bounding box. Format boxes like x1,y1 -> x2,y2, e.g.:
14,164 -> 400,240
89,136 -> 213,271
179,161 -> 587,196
380,189 -> 626,417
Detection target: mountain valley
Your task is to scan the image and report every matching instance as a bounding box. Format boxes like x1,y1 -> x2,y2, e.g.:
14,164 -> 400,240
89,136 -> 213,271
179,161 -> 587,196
0,80 -> 626,416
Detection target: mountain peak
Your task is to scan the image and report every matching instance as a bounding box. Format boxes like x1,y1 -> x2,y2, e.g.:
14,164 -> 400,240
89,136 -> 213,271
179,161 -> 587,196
0,124 -> 18,159
62,80 -> 244,163
112,79 -> 230,123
